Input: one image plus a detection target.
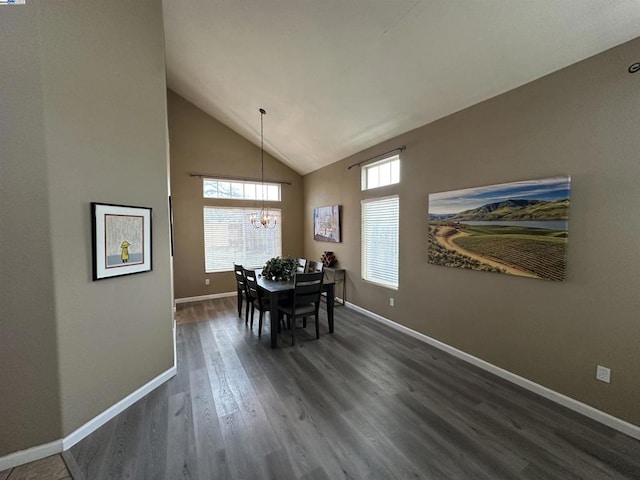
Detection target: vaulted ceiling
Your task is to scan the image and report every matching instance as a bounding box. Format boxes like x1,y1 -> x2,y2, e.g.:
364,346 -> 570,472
162,1 -> 640,175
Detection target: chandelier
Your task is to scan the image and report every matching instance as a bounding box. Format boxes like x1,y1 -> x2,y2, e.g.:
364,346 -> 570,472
249,108 -> 277,229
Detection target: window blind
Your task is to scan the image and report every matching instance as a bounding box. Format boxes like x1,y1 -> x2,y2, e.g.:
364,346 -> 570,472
361,196 -> 399,288
204,207 -> 281,273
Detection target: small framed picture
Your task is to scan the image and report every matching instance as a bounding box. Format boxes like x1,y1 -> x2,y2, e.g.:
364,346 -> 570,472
91,202 -> 152,280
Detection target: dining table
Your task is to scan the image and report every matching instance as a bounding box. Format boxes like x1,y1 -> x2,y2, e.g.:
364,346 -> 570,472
256,269 -> 335,348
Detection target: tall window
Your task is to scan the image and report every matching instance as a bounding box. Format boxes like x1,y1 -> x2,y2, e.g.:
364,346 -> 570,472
361,155 -> 400,191
204,207 -> 281,272
361,196 -> 399,288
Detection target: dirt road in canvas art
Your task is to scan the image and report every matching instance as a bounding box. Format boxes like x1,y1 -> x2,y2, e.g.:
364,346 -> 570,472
433,226 -> 538,278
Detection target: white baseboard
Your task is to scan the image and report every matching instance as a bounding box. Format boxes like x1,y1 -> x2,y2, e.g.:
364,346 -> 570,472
173,318 -> 177,369
345,301 -> 640,441
175,291 -> 235,304
62,365 -> 176,451
0,439 -> 63,472
0,364 -> 177,471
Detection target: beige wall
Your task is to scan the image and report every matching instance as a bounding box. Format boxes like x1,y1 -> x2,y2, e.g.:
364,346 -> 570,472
304,38 -> 640,426
168,91 -> 304,299
0,0 -> 173,455
0,5 -> 62,455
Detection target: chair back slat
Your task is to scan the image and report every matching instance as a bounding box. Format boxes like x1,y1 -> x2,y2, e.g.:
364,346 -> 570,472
297,258 -> 308,273
293,272 -> 323,307
306,260 -> 324,273
234,264 -> 246,288
243,268 -> 259,301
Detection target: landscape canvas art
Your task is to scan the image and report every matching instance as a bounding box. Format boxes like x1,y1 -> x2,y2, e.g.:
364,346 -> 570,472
428,176 -> 571,281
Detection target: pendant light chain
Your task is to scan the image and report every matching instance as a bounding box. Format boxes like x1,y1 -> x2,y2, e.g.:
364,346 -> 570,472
250,108 -> 276,229
261,108 -> 265,204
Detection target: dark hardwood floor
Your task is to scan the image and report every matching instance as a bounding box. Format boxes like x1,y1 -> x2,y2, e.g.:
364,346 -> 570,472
69,297 -> 640,479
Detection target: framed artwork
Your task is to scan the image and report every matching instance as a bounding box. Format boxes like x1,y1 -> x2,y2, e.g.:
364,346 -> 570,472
169,196 -> 174,257
91,202 -> 152,280
314,205 -> 341,243
428,176 -> 571,281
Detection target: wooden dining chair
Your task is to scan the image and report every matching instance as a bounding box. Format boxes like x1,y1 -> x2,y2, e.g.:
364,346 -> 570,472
306,260 -> 324,273
234,264 -> 250,322
243,268 -> 270,337
297,258 -> 307,273
278,272 -> 324,345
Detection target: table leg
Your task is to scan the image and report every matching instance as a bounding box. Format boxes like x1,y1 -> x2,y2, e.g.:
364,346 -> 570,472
326,283 -> 334,333
269,291 -> 279,348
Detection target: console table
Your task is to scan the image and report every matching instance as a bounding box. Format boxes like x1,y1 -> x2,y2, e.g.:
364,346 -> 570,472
323,267 -> 345,305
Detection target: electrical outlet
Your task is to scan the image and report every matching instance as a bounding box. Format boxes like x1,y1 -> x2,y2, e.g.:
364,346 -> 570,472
389,297 -> 395,307
596,365 -> 611,383
205,278 -> 210,286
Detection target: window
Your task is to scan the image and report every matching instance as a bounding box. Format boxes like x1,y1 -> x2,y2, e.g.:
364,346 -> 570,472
361,196 -> 399,288
204,207 -> 281,272
203,178 -> 281,201
361,155 -> 400,191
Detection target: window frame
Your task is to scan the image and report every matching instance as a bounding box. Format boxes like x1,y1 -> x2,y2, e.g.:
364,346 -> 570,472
361,155 -> 400,191
203,178 -> 281,202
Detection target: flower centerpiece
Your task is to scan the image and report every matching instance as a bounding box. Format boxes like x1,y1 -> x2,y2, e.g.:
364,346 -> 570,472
262,256 -> 298,281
